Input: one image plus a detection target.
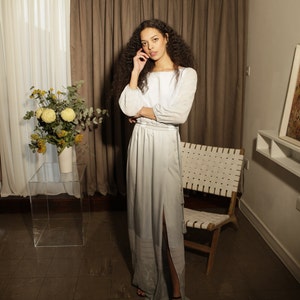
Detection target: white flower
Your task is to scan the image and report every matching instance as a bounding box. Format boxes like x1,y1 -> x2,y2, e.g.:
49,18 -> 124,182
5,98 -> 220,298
35,108 -> 44,119
61,107 -> 76,122
41,108 -> 56,123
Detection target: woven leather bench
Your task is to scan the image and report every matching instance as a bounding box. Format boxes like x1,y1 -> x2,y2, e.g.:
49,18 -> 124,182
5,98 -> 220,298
181,142 -> 244,275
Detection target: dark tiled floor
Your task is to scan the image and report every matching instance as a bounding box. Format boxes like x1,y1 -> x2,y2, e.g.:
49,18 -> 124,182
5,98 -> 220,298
0,200 -> 299,300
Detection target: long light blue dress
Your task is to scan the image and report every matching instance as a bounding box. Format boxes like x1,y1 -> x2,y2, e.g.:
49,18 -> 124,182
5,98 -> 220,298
119,67 -> 197,300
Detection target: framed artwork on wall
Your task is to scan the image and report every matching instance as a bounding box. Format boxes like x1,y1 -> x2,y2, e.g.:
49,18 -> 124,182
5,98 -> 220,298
279,44 -> 300,147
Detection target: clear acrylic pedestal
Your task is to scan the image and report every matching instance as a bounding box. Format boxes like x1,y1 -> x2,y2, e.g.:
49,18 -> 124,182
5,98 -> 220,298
29,162 -> 88,247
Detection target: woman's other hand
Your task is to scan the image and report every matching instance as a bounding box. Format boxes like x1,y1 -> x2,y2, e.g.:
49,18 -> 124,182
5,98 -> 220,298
128,117 -> 137,124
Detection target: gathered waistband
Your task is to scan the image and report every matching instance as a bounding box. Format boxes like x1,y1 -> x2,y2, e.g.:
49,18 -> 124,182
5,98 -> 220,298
136,121 -> 179,131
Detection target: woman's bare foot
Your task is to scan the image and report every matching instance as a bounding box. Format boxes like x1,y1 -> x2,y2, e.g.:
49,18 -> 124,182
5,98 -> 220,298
137,288 -> 146,297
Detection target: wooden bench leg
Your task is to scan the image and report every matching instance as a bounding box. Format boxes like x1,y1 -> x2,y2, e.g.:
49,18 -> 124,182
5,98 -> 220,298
206,228 -> 221,275
231,215 -> 239,230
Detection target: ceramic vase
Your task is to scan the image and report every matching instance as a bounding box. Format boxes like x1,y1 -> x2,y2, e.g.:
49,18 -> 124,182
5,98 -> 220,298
58,146 -> 73,173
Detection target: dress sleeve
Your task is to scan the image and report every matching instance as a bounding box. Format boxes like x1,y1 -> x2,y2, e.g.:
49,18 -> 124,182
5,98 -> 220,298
153,68 -> 197,124
118,85 -> 144,117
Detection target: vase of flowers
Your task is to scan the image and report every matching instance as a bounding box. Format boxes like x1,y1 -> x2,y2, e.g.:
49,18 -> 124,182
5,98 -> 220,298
23,81 -> 108,173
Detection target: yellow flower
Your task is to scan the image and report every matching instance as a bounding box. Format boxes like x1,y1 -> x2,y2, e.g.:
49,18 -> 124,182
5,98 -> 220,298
31,133 -> 40,140
37,139 -> 46,147
30,89 -> 38,98
74,134 -> 83,144
58,140 -> 66,147
35,108 -> 44,119
56,130 -> 68,138
61,107 -> 76,122
37,145 -> 47,154
41,108 -> 56,123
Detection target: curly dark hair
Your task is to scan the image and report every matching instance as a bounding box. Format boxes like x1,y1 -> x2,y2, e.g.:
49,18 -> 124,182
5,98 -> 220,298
113,19 -> 195,100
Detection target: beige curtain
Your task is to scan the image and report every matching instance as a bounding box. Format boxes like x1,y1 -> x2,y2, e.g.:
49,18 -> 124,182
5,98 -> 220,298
70,0 -> 248,195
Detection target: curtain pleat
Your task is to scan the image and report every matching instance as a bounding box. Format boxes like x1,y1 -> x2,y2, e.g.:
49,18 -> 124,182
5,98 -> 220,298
70,0 -> 248,196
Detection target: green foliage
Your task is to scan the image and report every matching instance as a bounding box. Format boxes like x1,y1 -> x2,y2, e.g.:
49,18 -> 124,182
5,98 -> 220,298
23,81 -> 108,154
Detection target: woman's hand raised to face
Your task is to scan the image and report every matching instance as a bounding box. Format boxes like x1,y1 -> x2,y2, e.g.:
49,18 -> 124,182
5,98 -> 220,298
129,48 -> 149,89
132,48 -> 149,74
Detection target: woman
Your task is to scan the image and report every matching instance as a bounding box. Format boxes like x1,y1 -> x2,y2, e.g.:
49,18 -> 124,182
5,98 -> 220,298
116,19 -> 197,300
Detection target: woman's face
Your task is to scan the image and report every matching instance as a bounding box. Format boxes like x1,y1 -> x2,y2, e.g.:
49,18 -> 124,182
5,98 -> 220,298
140,27 -> 168,61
